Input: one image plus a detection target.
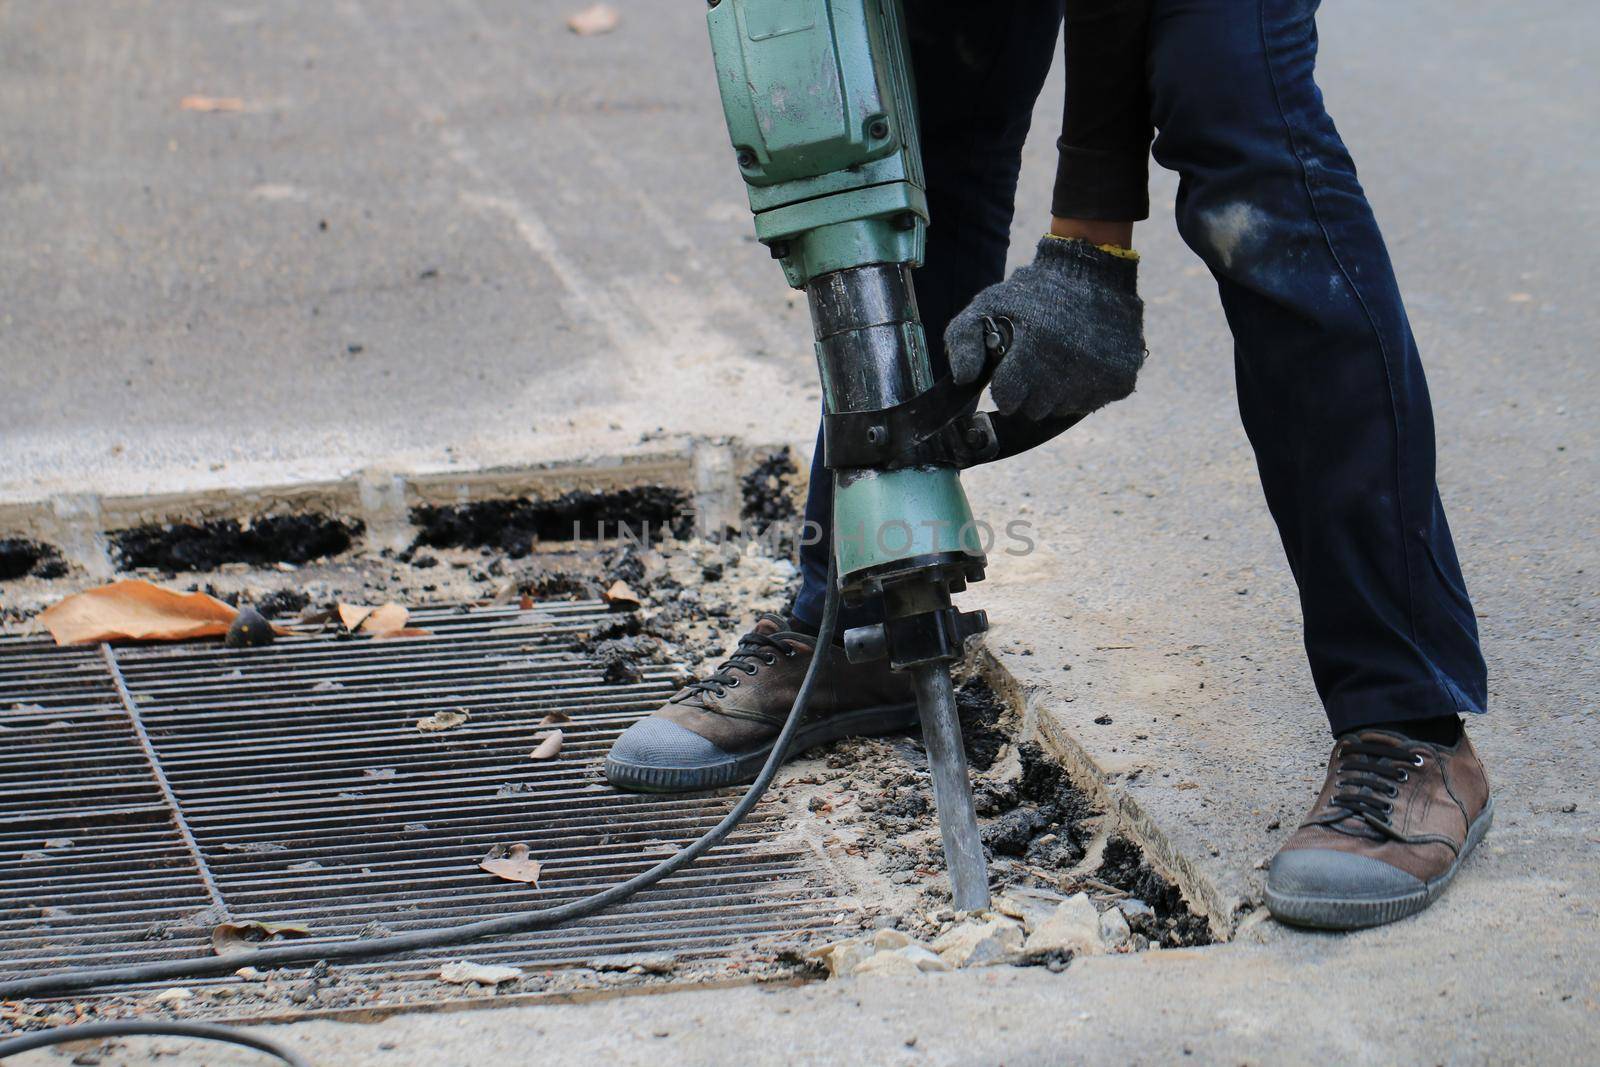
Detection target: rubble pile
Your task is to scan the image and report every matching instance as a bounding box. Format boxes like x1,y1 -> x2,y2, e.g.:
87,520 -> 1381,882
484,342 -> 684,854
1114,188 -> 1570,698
807,886 -> 1160,979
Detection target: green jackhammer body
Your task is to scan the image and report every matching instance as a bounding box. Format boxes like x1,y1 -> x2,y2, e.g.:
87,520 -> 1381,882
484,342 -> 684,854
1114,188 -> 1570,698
706,0 -> 992,910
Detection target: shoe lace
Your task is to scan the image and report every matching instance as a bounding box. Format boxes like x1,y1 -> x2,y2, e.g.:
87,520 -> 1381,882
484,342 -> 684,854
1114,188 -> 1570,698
676,629 -> 796,700
1330,735 -> 1425,833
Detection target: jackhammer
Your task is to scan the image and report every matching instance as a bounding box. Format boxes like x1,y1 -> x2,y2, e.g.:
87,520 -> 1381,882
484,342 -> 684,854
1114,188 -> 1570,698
706,0 -> 1081,908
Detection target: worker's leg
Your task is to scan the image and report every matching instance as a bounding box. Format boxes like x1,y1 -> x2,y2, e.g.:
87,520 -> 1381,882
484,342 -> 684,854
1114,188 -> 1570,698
1146,0 -> 1492,928
1146,0 -> 1487,735
791,0 -> 1066,632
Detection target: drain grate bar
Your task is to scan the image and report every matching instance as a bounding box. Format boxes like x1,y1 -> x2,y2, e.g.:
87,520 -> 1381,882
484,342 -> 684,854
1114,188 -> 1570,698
0,600 -> 843,1004
99,644 -> 228,914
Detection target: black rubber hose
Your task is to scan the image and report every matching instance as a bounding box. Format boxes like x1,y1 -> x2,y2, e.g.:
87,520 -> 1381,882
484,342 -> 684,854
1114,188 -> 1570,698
0,559 -> 842,1003
0,1019 -> 312,1065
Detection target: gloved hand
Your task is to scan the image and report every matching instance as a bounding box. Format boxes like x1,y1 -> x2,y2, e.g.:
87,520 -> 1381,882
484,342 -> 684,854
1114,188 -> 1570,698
944,236 -> 1146,421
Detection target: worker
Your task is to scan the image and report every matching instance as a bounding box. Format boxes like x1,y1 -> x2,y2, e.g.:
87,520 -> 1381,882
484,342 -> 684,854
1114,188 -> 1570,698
606,0 -> 1491,931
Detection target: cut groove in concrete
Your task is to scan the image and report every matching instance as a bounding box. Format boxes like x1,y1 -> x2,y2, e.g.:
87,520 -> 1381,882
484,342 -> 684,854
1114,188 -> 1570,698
0,448 -> 742,579
976,647 -> 1241,939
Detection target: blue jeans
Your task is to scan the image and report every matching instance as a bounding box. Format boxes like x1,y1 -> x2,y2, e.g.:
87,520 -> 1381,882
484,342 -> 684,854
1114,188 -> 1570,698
792,0 -> 1488,735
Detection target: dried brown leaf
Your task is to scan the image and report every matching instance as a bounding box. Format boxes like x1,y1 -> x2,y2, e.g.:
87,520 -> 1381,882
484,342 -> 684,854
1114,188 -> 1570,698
361,602 -> 410,634
602,580 -> 640,610
338,602 -> 421,637
180,94 -> 244,113
480,843 -> 542,886
41,580 -> 243,646
538,711 -> 572,726
416,709 -> 470,732
211,920 -> 312,956
529,729 -> 564,761
567,3 -> 620,35
337,603 -> 374,632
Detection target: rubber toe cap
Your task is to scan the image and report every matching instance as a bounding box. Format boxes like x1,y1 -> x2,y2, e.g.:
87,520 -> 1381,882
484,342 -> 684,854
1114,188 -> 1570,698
607,716 -> 732,770
1268,847 -> 1424,901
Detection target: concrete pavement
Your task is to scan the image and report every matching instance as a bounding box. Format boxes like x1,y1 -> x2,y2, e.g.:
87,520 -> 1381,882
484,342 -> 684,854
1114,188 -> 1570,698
0,0 -> 819,504
47,919 -> 1600,1065
2,0 -> 1596,1063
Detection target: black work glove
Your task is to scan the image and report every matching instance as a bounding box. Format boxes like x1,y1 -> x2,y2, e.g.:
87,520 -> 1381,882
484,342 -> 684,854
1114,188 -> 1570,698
945,237 -> 1146,421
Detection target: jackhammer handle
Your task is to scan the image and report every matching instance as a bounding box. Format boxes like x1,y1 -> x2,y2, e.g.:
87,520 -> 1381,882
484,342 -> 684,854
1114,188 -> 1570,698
822,321 -> 1086,471
966,315 -> 1089,464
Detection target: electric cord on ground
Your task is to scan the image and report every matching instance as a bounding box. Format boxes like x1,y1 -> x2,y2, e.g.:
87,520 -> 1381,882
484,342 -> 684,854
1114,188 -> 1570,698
0,1019 -> 313,1066
0,555 -> 843,1067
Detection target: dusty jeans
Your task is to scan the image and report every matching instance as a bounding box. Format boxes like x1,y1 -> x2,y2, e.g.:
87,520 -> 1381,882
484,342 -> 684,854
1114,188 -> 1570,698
791,0 -> 1488,735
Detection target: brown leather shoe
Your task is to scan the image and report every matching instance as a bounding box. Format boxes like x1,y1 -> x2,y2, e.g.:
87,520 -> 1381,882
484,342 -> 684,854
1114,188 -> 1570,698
1266,726 -> 1493,929
603,614 -> 917,793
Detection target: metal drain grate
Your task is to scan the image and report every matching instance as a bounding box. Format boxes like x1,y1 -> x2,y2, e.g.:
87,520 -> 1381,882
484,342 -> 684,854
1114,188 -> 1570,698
0,602 -> 841,1003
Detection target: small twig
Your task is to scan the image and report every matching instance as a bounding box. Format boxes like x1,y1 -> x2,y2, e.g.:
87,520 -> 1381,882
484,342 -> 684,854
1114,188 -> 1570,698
1064,875 -> 1131,898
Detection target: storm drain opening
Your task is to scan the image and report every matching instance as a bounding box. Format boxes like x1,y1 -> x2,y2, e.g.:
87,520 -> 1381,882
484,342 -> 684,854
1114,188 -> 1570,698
108,516 -> 364,574
0,539 -> 66,582
0,601 -> 846,1021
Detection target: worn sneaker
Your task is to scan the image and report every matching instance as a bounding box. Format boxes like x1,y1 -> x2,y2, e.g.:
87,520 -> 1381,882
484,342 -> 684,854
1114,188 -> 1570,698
604,613 -> 917,793
1266,726 -> 1493,930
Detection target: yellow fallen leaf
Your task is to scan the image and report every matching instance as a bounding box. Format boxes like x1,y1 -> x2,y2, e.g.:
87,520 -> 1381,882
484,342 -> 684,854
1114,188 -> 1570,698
40,580 -> 264,646
480,843 -> 542,885
530,729 -> 563,760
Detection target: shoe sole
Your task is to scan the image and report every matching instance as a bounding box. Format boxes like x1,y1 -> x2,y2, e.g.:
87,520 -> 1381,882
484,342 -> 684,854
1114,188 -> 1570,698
603,702 -> 919,794
1264,797 -> 1495,931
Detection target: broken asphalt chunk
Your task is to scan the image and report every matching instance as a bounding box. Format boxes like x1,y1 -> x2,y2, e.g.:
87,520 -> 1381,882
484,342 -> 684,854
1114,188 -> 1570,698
932,917 -> 1025,968
225,605 -> 275,648
1021,893 -> 1104,959
439,960 -> 524,985
590,952 -> 675,974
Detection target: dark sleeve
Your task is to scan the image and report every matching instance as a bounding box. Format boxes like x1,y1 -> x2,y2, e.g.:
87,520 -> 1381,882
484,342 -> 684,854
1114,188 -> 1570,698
1052,0 -> 1153,222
